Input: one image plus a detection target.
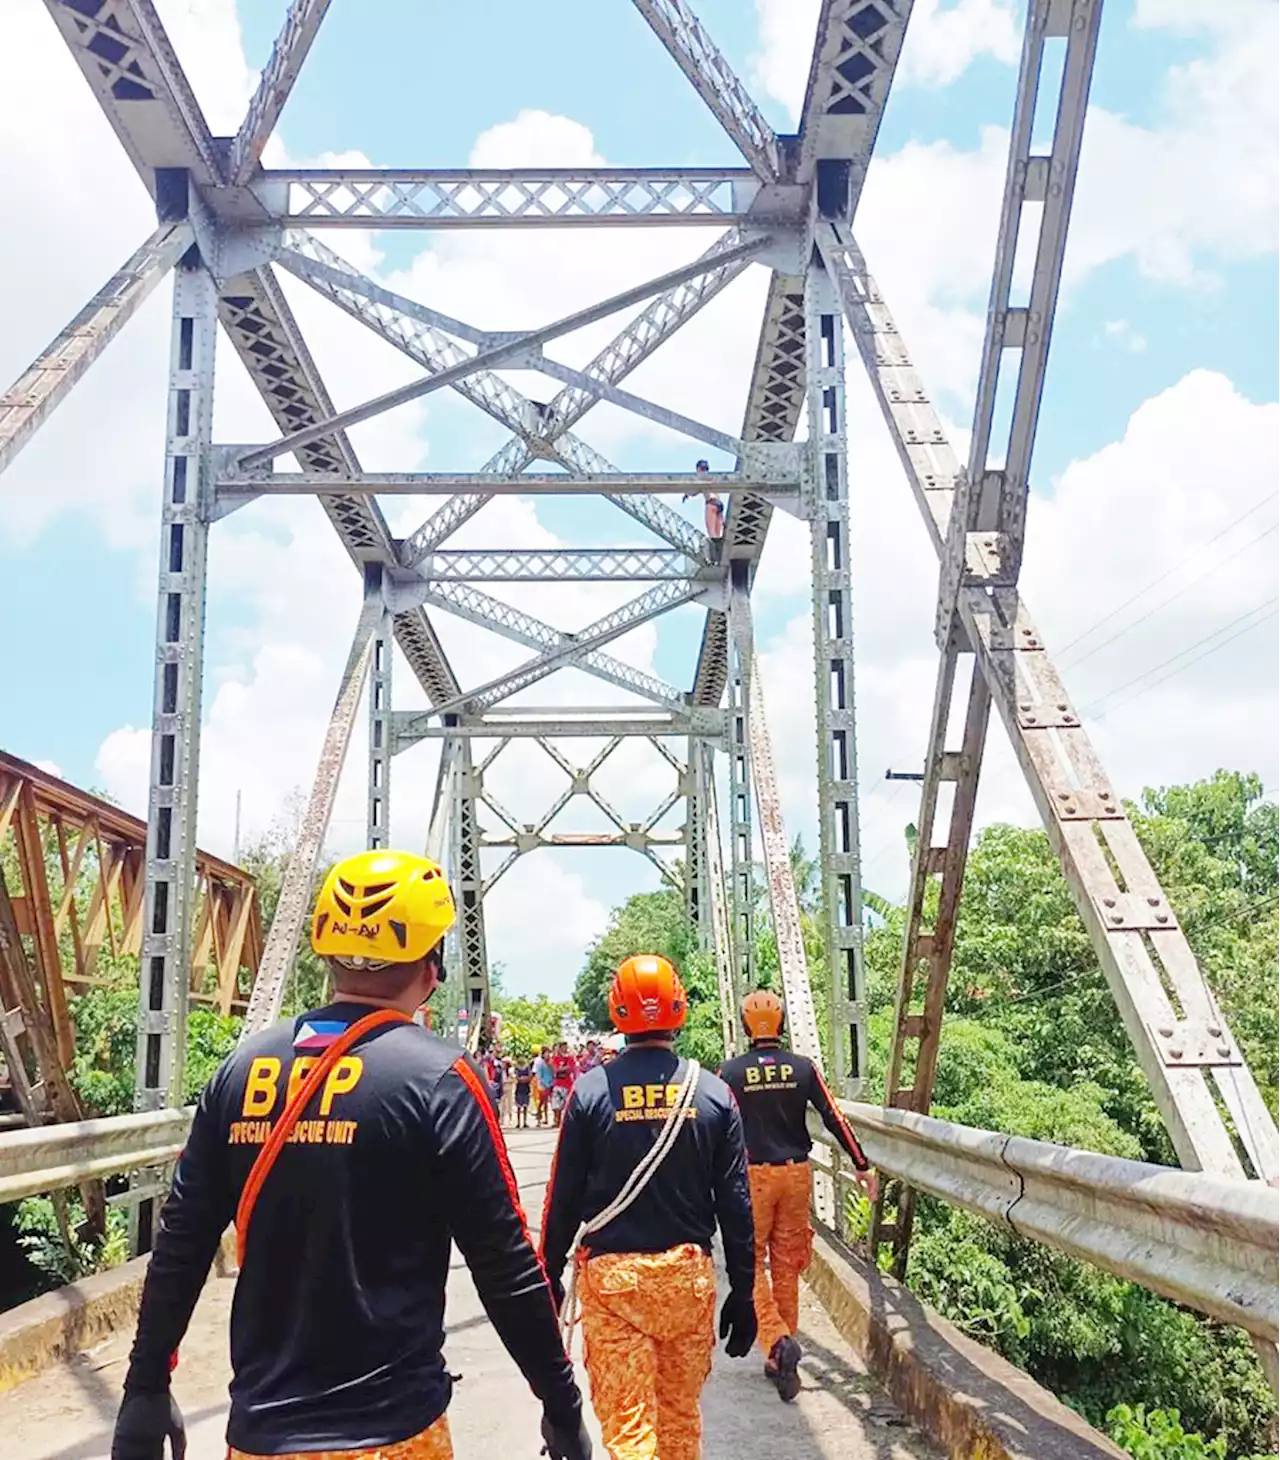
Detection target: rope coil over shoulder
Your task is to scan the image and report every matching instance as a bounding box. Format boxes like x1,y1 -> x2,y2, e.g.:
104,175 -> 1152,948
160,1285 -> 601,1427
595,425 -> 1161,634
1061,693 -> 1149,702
558,1058 -> 700,1352
235,1007 -> 411,1266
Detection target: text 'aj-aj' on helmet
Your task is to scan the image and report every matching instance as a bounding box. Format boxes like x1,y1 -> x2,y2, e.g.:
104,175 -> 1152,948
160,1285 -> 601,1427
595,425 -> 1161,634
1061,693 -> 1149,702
741,989 -> 784,1041
609,954 -> 687,1034
311,849 -> 455,970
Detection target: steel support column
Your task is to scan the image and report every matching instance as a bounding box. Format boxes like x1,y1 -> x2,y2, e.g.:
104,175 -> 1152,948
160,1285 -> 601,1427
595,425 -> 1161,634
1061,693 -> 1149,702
727,629 -> 753,1005
451,743 -> 490,1049
132,255 -> 215,1249
366,605 -> 393,850
685,738 -> 707,945
702,744 -> 739,1060
806,254 -> 866,1094
242,588 -> 382,1036
869,651 -> 991,1270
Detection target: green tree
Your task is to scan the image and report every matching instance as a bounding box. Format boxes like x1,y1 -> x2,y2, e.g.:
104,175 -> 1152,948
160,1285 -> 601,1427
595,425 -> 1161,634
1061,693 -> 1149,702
871,774 -> 1279,1457
493,992 -> 577,1056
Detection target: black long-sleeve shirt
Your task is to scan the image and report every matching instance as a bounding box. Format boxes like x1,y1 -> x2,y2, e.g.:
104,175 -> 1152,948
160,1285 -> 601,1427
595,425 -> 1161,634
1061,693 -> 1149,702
719,1042 -> 869,1170
539,1045 -> 754,1296
124,1003 -> 579,1455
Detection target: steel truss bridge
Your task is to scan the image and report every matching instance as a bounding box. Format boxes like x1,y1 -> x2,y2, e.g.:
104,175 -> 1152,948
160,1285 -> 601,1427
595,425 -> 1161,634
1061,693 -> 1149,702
0,0 -> 1276,1409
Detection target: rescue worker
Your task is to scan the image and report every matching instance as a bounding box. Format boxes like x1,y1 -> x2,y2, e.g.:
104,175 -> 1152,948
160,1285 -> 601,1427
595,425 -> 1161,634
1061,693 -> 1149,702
719,990 -> 875,1403
540,954 -> 757,1460
109,849 -> 590,1460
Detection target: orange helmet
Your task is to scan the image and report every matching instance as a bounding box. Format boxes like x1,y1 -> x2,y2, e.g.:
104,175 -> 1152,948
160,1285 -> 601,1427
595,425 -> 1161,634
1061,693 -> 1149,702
608,954 -> 687,1034
741,989 -> 784,1041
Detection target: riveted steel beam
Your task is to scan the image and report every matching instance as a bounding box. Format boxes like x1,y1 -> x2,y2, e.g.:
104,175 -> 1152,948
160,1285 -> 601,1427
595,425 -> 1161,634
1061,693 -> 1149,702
630,2 -> 779,180
260,167 -> 772,225
228,0 -> 333,186
0,222 -> 191,477
237,237 -> 771,470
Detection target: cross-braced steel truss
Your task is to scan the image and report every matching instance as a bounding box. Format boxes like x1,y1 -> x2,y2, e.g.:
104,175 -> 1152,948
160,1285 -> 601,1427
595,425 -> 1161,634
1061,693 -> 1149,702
5,0 -> 1275,1264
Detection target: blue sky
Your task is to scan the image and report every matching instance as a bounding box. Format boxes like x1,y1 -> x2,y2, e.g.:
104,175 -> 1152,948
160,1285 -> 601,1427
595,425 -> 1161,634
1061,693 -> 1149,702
1,0 -> 1276,995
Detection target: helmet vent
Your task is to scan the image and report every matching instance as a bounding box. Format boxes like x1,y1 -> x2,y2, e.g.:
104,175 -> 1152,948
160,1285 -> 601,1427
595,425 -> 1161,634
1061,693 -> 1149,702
338,877 -> 357,896
389,919 -> 408,948
362,881 -> 395,896
334,894 -> 352,916
362,894 -> 394,918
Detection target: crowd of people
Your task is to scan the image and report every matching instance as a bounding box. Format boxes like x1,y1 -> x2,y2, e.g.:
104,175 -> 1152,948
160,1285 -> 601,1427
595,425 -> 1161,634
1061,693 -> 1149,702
480,1038 -> 618,1129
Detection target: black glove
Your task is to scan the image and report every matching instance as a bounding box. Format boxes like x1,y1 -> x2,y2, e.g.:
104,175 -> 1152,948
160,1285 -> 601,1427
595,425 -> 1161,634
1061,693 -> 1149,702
718,1288 -> 758,1358
111,1390 -> 186,1460
541,1408 -> 592,1460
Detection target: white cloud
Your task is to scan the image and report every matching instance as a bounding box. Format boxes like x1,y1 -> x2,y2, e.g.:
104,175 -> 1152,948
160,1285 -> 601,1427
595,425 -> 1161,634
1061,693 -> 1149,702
1102,319 -> 1148,353
897,0 -> 1020,88
33,759 -> 63,779
756,369 -> 1279,901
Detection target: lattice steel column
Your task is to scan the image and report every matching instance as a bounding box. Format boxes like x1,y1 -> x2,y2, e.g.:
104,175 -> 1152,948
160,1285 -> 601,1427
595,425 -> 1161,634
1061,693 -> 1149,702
450,741 -> 490,1047
135,257 -> 213,1111
701,744 -> 739,1059
132,255 -> 213,1247
806,254 -> 865,1093
685,737 -> 708,945
727,638 -> 753,1003
366,605 -> 393,850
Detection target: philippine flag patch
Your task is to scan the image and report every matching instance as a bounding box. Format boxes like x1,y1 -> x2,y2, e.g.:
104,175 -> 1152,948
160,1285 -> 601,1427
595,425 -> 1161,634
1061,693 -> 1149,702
294,1020 -> 348,1051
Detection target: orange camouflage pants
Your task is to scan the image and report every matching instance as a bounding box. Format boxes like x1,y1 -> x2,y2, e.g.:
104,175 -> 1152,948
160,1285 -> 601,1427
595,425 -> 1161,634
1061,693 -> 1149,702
748,1160 -> 814,1357
228,1413 -> 452,1460
579,1243 -> 717,1460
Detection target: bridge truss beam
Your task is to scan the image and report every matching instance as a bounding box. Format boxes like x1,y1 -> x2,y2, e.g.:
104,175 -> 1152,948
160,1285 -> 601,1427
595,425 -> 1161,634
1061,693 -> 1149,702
12,0 -> 1274,1311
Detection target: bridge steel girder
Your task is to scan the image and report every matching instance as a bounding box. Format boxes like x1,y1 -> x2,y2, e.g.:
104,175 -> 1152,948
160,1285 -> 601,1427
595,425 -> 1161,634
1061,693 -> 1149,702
263,168 -> 771,227
242,590 -> 381,1037
700,744 -> 740,1061
367,604 -> 394,852
824,227 -> 1279,1251
23,0 -> 1277,1370
0,221 -> 192,478
228,0 -> 334,187
806,255 -> 866,1097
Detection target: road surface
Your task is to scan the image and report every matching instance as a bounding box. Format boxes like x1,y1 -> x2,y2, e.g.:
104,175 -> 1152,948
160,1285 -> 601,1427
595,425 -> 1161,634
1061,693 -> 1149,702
5,1127 -> 936,1459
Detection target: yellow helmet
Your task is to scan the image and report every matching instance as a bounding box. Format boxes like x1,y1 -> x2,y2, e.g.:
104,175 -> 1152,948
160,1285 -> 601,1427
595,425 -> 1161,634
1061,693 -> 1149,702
311,850 -> 455,969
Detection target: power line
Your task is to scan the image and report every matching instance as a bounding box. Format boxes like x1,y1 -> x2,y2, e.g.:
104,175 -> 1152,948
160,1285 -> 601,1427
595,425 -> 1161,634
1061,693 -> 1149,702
1082,597 -> 1278,719
1062,521 -> 1278,670
1055,491 -> 1279,661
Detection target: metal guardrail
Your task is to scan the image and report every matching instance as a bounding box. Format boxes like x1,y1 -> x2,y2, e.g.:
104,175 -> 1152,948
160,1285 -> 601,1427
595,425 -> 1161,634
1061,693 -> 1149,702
0,1109 -> 192,1205
3,1097 -> 1276,1350
810,1101 -> 1279,1345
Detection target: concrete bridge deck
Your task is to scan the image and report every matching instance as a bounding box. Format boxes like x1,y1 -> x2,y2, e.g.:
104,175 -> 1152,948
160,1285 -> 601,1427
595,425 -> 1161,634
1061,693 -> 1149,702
4,1129 -> 937,1459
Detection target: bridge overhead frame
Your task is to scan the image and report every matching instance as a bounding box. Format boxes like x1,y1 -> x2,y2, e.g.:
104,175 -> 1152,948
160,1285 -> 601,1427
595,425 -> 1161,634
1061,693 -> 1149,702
2,0 -> 1274,1270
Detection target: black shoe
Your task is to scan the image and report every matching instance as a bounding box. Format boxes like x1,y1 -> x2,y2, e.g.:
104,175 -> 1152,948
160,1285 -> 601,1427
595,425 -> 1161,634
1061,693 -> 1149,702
768,1336 -> 802,1403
